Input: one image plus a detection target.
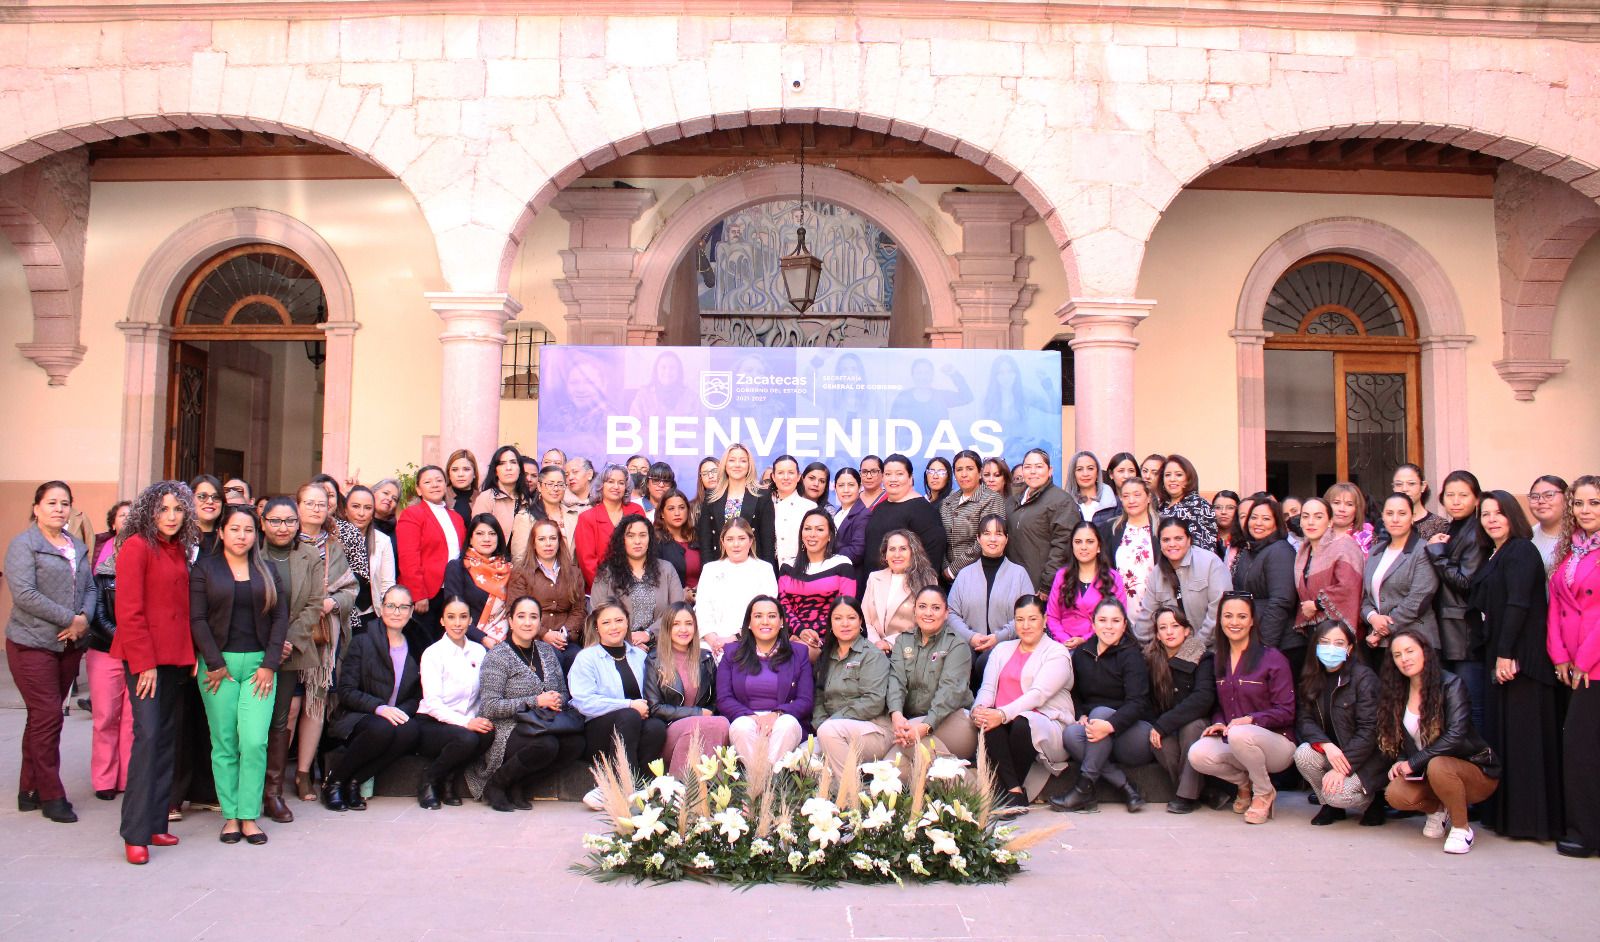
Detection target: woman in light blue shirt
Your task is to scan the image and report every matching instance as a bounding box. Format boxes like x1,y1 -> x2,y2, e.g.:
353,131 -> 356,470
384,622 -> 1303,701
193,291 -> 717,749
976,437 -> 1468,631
568,599 -> 666,806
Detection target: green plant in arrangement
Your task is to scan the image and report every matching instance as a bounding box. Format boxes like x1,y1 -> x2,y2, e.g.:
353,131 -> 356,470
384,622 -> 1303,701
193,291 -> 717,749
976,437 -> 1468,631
572,734 -> 1063,887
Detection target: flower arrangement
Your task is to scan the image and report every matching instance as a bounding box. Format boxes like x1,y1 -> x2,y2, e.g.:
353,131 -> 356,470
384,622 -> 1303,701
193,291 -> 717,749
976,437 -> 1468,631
573,735 -> 1062,886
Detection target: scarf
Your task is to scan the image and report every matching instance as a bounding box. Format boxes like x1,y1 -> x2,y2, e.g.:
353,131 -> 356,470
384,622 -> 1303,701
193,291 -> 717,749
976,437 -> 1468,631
1566,530 -> 1600,587
465,549 -> 512,642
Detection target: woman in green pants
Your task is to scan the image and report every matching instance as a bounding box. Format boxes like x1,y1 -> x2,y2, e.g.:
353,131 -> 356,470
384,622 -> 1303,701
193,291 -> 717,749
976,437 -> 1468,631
189,505 -> 289,845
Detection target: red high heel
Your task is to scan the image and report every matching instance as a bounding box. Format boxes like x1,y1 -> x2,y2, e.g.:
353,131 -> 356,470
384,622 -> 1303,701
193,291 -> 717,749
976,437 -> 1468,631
125,844 -> 149,865
150,833 -> 180,846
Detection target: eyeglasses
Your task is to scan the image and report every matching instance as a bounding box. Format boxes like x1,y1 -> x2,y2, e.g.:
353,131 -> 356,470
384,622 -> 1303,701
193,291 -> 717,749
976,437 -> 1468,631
1222,590 -> 1254,601
648,476 -> 673,483
382,602 -> 414,612
1528,490 -> 1563,503
263,518 -> 298,527
300,501 -> 328,510
195,493 -> 220,503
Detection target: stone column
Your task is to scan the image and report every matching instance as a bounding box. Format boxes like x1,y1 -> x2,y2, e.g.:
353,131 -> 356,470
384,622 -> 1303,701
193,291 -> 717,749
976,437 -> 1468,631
1419,334 -> 1473,483
426,292 -> 522,468
116,321 -> 172,497
1059,298 -> 1153,461
319,319 -> 361,481
938,191 -> 1037,348
1229,329 -> 1272,495
550,188 -> 657,345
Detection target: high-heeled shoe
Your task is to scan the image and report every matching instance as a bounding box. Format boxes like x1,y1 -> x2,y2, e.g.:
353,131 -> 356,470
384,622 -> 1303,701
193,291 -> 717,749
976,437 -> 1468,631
124,844 -> 149,865
320,779 -> 347,813
1244,790 -> 1276,825
1231,784 -> 1252,814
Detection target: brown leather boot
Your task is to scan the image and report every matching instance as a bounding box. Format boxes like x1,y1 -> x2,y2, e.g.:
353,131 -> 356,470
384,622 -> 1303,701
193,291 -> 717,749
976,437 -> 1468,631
263,726 -> 294,824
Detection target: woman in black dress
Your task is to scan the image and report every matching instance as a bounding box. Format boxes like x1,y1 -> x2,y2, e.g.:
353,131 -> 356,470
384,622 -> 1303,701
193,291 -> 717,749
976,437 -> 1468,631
1468,490 -> 1562,841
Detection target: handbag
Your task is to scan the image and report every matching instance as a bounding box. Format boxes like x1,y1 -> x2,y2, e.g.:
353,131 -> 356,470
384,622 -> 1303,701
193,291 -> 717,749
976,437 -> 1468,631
516,704 -> 585,737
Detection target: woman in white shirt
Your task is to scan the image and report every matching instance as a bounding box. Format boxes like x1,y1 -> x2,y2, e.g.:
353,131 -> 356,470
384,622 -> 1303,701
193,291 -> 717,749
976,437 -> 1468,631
414,597 -> 492,809
861,530 -> 940,652
692,518 -> 777,656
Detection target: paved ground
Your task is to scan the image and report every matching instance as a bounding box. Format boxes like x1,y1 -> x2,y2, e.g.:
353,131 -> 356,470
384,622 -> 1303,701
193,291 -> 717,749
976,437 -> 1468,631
0,705 -> 1596,942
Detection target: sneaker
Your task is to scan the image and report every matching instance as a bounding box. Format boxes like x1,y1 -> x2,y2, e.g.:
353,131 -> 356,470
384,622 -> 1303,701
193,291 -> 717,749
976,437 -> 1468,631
581,787 -> 606,811
1422,809 -> 1450,839
167,806 -> 184,822
1443,826 -> 1475,854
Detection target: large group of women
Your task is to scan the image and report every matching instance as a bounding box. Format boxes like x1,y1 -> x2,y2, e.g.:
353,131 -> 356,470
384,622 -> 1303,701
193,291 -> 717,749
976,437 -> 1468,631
5,443 -> 1598,866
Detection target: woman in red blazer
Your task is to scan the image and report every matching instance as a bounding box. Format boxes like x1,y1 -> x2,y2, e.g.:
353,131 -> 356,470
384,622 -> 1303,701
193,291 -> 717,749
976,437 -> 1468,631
574,464 -> 645,589
396,465 -> 466,648
112,481 -> 197,865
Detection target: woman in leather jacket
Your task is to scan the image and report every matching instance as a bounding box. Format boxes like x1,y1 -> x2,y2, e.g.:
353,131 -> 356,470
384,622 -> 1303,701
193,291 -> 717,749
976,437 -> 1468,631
1292,623 -> 1386,826
644,603 -> 727,776
1425,470 -> 1489,730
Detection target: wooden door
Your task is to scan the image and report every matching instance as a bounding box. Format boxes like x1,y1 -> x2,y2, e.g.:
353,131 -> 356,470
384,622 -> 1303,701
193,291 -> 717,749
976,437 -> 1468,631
165,342 -> 209,482
1333,351 -> 1422,494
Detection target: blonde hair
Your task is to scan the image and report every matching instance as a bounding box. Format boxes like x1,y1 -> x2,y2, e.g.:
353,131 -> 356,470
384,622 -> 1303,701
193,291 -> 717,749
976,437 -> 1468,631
710,443 -> 763,501
1556,474 -> 1600,566
655,602 -> 701,687
1322,482 -> 1367,533
717,516 -> 759,560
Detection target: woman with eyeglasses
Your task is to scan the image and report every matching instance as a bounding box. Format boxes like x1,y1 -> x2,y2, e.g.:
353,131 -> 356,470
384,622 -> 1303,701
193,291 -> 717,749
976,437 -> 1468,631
521,464 -> 573,557
858,455 -> 887,510
1389,464 -> 1448,544
190,475 -> 224,558
923,457 -> 954,510
257,497 -> 326,821
1527,475 -> 1569,572
1550,474 -> 1600,858
1212,490 -> 1243,567
321,585 -> 424,812
690,457 -> 720,525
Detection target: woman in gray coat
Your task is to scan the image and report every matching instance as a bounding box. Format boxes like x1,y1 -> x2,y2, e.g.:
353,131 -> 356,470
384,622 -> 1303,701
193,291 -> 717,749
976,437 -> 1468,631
1136,518 -> 1232,646
5,481 -> 96,822
1360,494 -> 1440,652
946,515 -> 1034,687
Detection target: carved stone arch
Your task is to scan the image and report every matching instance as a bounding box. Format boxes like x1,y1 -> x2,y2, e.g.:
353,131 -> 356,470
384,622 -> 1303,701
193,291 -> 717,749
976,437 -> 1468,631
0,151 -> 89,385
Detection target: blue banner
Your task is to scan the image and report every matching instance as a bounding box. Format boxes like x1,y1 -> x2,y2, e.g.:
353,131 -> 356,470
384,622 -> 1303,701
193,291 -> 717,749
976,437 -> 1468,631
537,346 -> 1062,487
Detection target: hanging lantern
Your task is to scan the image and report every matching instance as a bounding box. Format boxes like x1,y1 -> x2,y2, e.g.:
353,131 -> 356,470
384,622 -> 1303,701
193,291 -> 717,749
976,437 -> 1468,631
780,227 -> 824,314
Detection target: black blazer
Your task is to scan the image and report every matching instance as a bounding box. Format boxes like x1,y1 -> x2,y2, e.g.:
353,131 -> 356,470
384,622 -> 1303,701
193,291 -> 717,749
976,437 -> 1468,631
1296,661 -> 1387,794
188,553 -> 290,672
1233,535 -> 1299,651
643,648 -> 718,722
1391,672 -> 1500,778
440,556 -> 497,645
696,490 -> 769,563
333,624 -> 422,739
1467,537 -> 1554,683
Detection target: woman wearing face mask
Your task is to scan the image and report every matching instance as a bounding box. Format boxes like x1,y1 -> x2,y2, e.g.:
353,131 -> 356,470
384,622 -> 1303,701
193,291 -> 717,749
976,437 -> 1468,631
396,465 -> 467,648
1324,482 -> 1373,557
1293,623 -> 1386,826
256,497 -> 325,820
1232,497 -> 1303,675
321,584 -> 422,812
946,516 -> 1035,665
1136,519 -> 1231,647
1550,475 -> 1600,858
506,519 -> 584,672
1142,607 -> 1216,814
862,531 -> 940,653
973,596 -> 1073,815
1378,630 -> 1499,854
1293,497 -> 1365,656
590,515 -> 684,648
113,481 -> 197,864
779,509 -> 858,659
1046,521 -> 1126,649
1090,453 -> 1141,529
1528,474 -> 1569,572
1006,449 -> 1081,593
1361,493 -> 1442,658
575,465 -> 647,590
716,596 -> 814,768
344,486 -> 396,631
888,586 -> 976,760
468,596 -> 584,811
6,482 -> 95,823
414,597 -> 493,810
1102,478 -> 1158,627
812,597 -> 894,778
1389,464 -> 1448,544
1067,451 -> 1116,521
940,449 -> 1007,581
1468,491 -> 1561,842
441,514 -> 513,647
696,444 -> 768,568
1158,456 -> 1217,554
863,454 -> 947,579
695,518 -> 777,658
1188,594 -> 1297,825
189,505 -> 288,845
645,604 -> 727,777
831,468 -> 870,572
444,450 -> 480,525
1052,599 -> 1152,814
1426,471 -> 1491,720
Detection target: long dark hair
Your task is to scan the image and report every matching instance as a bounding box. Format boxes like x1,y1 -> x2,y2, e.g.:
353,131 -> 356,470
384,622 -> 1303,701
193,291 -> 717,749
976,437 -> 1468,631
1299,621 -> 1357,705
483,444 -> 534,511
923,457 -> 953,504
1141,606 -> 1193,714
730,595 -> 791,674
599,513 -> 659,588
1242,496 -> 1285,547
794,507 -> 838,573
1154,517 -> 1193,587
1059,520 -> 1115,614
652,489 -> 694,543
814,595 -> 866,689
1214,592 -> 1264,678
1377,629 -> 1445,757
1480,490 -> 1533,543
1213,489 -> 1245,548
215,504 -> 279,614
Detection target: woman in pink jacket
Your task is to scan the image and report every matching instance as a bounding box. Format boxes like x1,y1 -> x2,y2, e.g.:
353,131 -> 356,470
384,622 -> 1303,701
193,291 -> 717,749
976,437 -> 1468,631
1549,474 -> 1600,859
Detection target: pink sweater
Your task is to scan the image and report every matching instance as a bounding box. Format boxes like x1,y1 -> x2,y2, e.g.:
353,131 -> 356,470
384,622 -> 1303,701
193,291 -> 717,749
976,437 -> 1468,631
1044,566 -> 1127,643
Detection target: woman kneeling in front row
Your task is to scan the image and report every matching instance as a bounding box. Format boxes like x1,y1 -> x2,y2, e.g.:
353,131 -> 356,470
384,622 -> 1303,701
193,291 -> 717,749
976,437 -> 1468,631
1293,622 -> 1387,826
972,596 -> 1073,814
323,585 -> 423,811
468,596 -> 584,812
570,600 -> 667,809
1188,592 -> 1298,824
1378,629 -> 1499,854
718,596 -> 814,768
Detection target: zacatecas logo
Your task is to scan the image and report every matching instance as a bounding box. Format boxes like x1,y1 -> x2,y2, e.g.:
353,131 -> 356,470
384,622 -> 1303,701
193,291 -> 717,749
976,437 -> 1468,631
699,371 -> 733,410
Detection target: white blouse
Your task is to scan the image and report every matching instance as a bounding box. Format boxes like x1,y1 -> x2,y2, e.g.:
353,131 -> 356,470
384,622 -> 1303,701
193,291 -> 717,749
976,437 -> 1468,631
418,636 -> 487,727
694,556 -> 778,641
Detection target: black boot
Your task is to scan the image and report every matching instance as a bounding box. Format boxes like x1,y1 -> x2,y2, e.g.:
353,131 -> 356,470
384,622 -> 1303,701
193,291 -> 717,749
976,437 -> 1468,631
418,779 -> 441,810
1359,800 -> 1387,827
344,781 -> 367,811
483,781 -> 518,813
1049,780 -> 1098,813
17,791 -> 39,812
1120,782 -> 1145,813
320,779 -> 347,812
41,798 -> 78,823
441,776 -> 463,807
1311,805 -> 1347,826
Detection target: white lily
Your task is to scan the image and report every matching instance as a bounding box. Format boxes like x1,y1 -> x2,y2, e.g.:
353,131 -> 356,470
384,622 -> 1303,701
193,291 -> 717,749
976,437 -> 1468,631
861,802 -> 895,831
712,808 -> 749,844
624,804 -> 668,843
927,756 -> 970,782
926,827 -> 959,856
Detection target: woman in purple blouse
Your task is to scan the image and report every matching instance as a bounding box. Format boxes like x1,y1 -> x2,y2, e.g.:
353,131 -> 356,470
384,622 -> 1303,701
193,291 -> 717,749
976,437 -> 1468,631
716,596 -> 814,768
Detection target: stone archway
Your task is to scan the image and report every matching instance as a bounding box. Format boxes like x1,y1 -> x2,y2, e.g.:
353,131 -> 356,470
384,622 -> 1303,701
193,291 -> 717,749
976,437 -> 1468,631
1232,217 -> 1470,494
118,207 -> 358,495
